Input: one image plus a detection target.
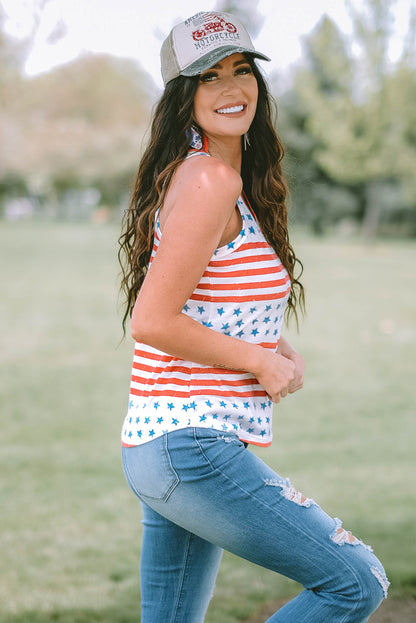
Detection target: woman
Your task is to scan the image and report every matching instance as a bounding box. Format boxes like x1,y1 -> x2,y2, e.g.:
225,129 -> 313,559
118,11 -> 388,622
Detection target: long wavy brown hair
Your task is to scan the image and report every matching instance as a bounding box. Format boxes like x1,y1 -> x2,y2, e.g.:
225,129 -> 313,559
118,57 -> 304,334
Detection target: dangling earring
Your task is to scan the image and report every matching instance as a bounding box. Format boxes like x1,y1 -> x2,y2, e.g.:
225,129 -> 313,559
189,125 -> 203,150
243,132 -> 251,151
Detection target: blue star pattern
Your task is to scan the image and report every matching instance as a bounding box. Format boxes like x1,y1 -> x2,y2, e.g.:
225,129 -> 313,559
121,193 -> 290,449
122,398 -> 273,445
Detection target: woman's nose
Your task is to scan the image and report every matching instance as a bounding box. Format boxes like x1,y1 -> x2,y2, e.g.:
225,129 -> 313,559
221,75 -> 241,94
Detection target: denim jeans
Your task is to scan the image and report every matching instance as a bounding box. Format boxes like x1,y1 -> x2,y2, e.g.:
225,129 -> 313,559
122,427 -> 388,622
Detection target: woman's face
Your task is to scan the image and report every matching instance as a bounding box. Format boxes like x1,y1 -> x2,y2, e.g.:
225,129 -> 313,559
193,53 -> 258,143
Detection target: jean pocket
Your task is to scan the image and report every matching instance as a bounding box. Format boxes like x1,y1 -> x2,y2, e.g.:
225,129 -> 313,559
122,436 -> 179,502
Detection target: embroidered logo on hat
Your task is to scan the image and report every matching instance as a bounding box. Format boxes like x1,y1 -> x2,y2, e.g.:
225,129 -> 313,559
191,13 -> 237,41
161,11 -> 270,85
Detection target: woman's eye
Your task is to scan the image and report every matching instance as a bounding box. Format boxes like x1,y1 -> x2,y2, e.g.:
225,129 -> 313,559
199,65 -> 252,82
235,65 -> 252,75
199,72 -> 218,83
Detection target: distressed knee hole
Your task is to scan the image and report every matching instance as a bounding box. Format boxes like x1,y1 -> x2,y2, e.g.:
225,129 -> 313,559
330,518 -> 373,552
371,565 -> 390,599
264,477 -> 315,507
334,527 -> 357,545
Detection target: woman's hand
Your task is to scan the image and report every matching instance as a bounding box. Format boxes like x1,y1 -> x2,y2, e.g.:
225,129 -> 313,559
251,349 -> 296,403
276,336 -> 305,396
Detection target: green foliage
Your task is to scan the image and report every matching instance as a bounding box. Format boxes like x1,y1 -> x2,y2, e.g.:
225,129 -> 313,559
214,0 -> 265,38
279,88 -> 361,236
1,223 -> 415,621
1,0 -> 415,236
0,3 -> 156,213
280,0 -> 416,237
0,53 -> 155,207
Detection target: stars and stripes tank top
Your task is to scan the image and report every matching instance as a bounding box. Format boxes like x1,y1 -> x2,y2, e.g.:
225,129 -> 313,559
121,151 -> 291,448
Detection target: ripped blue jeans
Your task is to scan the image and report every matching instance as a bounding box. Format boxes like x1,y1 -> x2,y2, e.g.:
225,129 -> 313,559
121,427 -> 388,622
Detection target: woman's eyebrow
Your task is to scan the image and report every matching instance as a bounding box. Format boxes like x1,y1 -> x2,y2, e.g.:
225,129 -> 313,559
233,59 -> 250,66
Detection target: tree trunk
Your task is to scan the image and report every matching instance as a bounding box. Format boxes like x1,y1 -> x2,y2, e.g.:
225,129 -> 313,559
362,181 -> 381,242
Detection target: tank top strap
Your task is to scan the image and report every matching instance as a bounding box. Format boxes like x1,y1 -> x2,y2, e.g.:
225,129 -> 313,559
241,190 -> 259,223
185,150 -> 210,160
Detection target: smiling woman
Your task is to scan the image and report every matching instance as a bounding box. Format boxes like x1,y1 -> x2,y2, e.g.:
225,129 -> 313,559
193,55 -> 259,149
117,10 -> 388,623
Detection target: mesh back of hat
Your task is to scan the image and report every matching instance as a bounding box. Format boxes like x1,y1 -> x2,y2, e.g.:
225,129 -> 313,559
161,31 -> 182,85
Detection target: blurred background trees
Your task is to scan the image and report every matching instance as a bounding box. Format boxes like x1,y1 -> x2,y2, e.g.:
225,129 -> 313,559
0,2 -> 155,220
1,0 -> 415,237
276,0 -> 416,237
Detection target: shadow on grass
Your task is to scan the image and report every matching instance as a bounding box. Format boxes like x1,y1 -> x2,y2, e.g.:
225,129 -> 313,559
0,610 -> 138,623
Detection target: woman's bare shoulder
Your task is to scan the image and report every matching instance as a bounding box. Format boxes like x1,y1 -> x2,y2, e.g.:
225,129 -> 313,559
158,154 -> 242,232
173,154 -> 242,198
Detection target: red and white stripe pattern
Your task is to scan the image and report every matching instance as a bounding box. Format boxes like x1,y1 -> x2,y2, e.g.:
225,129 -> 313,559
192,239 -> 290,304
121,194 -> 290,448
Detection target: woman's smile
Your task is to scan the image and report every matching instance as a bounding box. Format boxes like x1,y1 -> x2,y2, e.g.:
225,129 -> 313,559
215,103 -> 247,115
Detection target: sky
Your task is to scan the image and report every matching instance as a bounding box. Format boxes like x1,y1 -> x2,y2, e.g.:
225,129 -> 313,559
2,0 -> 414,88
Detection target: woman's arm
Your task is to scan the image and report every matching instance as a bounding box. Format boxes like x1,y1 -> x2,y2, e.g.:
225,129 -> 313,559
131,156 -> 295,402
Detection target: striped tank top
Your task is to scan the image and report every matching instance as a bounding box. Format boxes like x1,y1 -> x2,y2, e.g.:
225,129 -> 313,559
121,153 -> 291,447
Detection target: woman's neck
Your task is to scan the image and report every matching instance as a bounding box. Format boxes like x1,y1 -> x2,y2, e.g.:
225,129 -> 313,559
205,135 -> 242,174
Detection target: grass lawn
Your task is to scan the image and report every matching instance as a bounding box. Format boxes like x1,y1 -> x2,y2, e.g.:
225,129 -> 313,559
1,221 -> 415,622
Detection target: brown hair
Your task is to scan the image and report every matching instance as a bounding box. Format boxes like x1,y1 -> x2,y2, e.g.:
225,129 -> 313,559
118,57 -> 304,333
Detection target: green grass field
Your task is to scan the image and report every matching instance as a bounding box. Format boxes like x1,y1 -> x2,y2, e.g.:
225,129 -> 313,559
1,221 -> 415,622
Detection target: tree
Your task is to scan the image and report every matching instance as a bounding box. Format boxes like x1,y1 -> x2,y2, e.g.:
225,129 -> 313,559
0,6 -> 29,200
277,17 -> 361,234
214,0 -> 264,38
0,49 -> 155,215
289,0 -> 416,238
0,2 -> 155,218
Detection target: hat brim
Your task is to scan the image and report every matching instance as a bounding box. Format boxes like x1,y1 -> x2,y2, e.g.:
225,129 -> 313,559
180,46 -> 270,77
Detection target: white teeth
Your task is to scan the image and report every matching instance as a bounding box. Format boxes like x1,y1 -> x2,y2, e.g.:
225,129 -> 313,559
216,105 -> 244,114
